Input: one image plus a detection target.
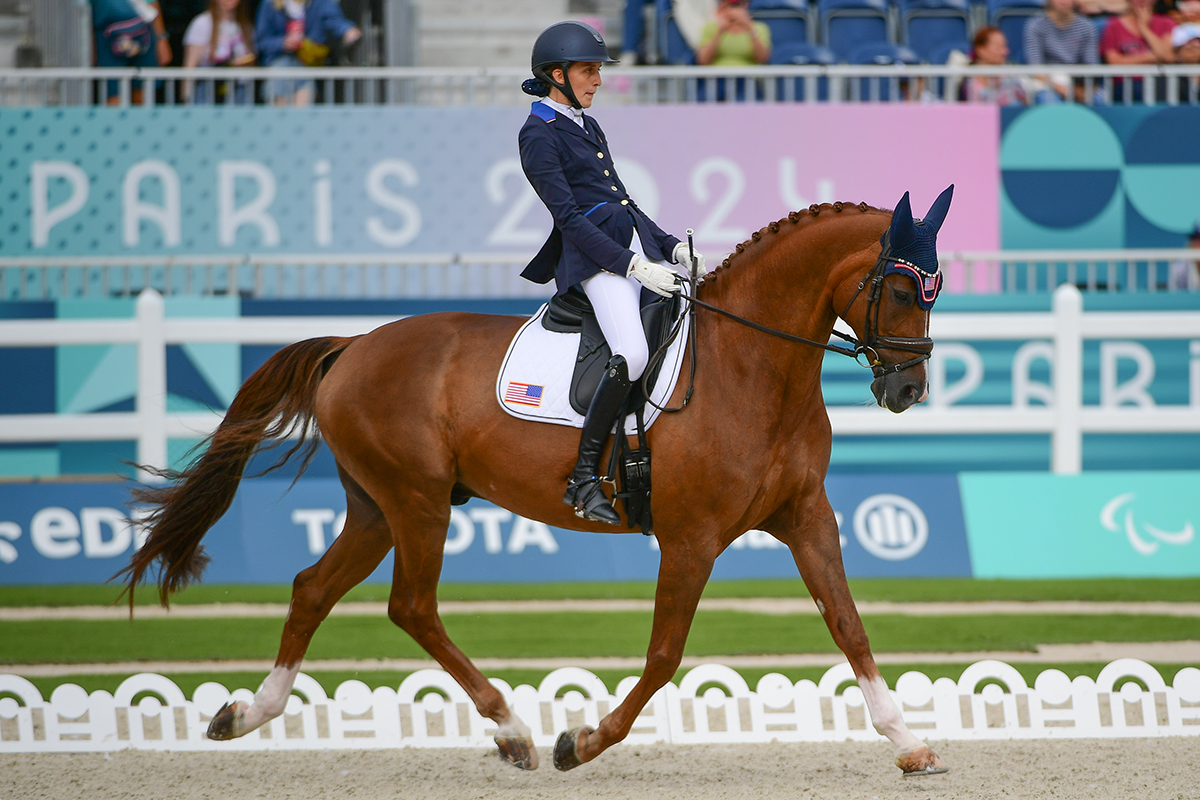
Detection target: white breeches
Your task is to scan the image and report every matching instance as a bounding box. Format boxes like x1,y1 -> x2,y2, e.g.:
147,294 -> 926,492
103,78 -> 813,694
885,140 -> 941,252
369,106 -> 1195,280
579,232 -> 685,383
581,269 -> 650,381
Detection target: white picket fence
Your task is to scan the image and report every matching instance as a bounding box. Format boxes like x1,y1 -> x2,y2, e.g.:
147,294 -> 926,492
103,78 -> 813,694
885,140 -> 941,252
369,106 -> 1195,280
1,659 -> 1198,753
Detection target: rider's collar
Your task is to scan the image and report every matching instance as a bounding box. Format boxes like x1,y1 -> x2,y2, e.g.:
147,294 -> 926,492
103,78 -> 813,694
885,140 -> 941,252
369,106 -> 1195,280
539,97 -> 585,127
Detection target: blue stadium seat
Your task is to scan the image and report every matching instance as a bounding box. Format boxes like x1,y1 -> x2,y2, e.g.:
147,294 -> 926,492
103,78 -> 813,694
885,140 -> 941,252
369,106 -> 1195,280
751,0 -> 814,47
821,0 -> 894,62
986,0 -> 1044,63
927,38 -> 970,63
847,42 -> 920,100
770,41 -> 835,100
900,0 -> 971,62
654,0 -> 696,64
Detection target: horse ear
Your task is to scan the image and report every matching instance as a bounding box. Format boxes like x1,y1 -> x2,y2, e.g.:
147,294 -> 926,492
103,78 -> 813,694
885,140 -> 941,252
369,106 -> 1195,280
923,184 -> 954,233
889,191 -> 915,249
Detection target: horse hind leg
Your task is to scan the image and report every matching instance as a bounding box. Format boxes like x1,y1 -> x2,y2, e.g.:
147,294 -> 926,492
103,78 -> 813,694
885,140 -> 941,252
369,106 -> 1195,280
207,470 -> 392,741
378,494 -> 537,770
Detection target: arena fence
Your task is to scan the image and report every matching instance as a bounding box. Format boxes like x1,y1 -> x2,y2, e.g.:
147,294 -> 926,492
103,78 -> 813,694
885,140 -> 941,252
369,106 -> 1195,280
3,64 -> 1200,107
1,249 -> 1197,301
1,659 -> 1197,752
0,285 -> 1198,477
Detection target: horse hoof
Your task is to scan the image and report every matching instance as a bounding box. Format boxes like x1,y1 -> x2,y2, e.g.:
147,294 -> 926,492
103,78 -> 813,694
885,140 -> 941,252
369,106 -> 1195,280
896,746 -> 949,777
495,733 -> 538,770
206,700 -> 246,741
553,726 -> 593,772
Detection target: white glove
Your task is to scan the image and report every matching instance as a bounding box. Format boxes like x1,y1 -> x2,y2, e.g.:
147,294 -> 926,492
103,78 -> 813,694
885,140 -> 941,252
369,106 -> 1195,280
627,255 -> 682,297
672,241 -> 708,277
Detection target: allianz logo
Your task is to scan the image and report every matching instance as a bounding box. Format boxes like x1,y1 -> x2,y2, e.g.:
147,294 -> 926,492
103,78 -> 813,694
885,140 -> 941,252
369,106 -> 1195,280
851,493 -> 929,561
1100,493 -> 1195,556
731,493 -> 930,561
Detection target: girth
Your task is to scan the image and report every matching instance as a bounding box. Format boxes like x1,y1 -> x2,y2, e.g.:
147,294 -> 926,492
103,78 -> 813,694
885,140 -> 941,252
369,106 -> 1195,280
542,286 -> 683,416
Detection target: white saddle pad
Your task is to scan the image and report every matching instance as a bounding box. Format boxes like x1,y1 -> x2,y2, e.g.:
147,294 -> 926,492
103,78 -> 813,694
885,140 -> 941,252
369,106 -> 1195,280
495,287 -> 692,434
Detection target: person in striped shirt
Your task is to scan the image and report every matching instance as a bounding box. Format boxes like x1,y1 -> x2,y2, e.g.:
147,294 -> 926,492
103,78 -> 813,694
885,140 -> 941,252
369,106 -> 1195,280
1023,0 -> 1099,102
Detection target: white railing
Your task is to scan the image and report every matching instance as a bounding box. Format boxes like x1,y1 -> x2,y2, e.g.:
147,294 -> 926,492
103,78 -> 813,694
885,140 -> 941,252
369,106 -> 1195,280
1,659 -> 1198,752
3,64 -> 1200,107
0,285 -> 1198,476
2,249 -> 1196,301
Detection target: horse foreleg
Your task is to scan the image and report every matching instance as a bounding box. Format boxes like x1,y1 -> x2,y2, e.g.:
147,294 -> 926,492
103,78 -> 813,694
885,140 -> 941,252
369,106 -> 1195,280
554,542 -> 715,771
208,481 -> 392,741
773,499 -> 949,777
383,503 -> 537,770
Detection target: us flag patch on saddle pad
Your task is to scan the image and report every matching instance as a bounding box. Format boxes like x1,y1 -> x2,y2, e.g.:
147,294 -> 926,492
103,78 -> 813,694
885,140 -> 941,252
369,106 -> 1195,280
504,381 -> 543,407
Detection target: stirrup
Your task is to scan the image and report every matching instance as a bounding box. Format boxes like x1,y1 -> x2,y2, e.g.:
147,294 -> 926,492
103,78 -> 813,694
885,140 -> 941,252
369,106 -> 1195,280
563,477 -> 621,525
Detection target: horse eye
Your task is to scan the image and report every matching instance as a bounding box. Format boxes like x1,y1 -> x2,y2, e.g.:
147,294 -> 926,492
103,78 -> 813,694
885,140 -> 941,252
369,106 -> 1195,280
892,288 -> 913,305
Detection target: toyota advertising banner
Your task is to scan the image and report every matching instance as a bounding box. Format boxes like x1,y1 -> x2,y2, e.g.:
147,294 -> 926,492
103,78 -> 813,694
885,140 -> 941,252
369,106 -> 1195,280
4,471 -> 1196,585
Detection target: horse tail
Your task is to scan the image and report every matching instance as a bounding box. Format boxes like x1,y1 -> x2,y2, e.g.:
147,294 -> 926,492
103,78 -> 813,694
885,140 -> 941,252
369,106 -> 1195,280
114,335 -> 357,610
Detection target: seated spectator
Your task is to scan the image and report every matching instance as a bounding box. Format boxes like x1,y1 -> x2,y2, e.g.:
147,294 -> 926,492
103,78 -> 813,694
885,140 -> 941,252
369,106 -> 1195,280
695,0 -> 771,66
621,0 -> 654,64
1173,22 -> 1200,100
1101,0 -> 1176,100
182,0 -> 256,104
960,27 -> 1030,104
90,0 -> 172,104
1024,0 -> 1100,102
256,0 -> 361,105
1168,221 -> 1200,289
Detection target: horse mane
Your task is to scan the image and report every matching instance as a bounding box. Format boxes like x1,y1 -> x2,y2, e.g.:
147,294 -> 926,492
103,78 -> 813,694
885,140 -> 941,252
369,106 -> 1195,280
700,201 -> 891,285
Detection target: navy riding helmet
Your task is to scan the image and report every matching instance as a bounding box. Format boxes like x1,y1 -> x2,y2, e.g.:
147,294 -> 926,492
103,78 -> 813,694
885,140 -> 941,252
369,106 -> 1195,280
522,20 -> 617,108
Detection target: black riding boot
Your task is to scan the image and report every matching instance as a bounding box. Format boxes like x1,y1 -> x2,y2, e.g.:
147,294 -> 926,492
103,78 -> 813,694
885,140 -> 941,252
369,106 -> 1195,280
563,355 -> 633,525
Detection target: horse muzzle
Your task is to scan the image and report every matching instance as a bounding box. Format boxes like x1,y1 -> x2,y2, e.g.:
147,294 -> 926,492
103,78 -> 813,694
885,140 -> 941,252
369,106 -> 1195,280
871,369 -> 927,413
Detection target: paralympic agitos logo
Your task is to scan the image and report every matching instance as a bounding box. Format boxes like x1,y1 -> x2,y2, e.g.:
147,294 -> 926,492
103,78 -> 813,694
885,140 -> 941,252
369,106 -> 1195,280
1099,493 -> 1195,556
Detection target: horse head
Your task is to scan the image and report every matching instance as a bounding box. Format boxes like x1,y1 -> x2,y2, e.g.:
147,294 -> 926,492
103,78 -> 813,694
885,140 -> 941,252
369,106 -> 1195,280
840,186 -> 953,413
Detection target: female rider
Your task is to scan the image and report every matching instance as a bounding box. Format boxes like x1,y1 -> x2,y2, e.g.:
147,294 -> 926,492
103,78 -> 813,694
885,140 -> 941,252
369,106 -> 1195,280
518,20 -> 707,525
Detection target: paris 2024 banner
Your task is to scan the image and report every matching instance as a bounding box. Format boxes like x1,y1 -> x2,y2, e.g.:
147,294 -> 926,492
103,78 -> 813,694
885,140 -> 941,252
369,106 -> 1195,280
4,104 -> 999,261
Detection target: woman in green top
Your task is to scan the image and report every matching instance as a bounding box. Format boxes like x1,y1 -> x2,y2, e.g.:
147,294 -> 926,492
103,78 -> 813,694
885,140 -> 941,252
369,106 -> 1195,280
695,0 -> 772,66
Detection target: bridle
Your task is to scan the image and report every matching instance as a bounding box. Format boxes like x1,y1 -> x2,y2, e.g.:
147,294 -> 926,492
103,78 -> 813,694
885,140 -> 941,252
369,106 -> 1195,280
835,229 -> 936,378
644,231 -> 935,412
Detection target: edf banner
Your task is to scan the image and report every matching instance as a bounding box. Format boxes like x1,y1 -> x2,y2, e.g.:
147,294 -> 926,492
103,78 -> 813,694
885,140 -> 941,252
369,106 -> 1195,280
0,474 -> 971,585
4,104 -> 998,259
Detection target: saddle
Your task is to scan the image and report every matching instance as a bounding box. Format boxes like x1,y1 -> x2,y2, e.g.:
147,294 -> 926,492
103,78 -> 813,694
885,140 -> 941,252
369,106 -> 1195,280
541,286 -> 682,416
541,286 -> 684,536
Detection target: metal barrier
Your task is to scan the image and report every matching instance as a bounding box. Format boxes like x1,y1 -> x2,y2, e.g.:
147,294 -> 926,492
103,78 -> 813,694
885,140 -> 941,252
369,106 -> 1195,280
1,249 -> 1196,301
3,64 -> 1200,107
0,285 -> 1197,476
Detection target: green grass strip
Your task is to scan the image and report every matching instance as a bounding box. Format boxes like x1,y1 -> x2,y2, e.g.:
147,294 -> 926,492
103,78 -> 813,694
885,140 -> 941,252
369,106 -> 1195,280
4,577 -> 1199,608
4,612 -> 1198,665
14,662 -> 1197,702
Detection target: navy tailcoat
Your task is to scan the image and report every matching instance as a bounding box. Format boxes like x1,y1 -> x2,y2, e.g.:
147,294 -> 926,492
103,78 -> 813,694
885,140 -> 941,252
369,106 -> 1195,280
518,102 -> 680,295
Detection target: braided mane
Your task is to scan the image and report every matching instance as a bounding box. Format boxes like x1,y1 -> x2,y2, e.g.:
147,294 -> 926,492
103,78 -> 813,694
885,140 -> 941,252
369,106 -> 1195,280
701,201 -> 890,285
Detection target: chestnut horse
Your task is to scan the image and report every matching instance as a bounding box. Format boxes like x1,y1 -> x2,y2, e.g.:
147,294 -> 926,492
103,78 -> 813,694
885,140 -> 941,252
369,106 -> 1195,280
119,196 -> 951,777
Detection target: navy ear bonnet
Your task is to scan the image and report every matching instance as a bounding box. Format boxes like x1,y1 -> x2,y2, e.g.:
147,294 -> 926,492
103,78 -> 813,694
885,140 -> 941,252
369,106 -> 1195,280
882,184 -> 953,310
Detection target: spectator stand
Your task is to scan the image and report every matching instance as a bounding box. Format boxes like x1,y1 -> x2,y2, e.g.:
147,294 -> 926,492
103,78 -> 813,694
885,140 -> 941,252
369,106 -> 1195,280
750,0 -> 815,46
901,0 -> 973,62
769,40 -> 835,99
821,0 -> 897,63
988,0 -> 1045,63
847,41 -> 921,98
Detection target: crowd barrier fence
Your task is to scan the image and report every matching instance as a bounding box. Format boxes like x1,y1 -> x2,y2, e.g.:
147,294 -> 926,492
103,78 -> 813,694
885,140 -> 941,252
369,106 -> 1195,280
3,64 -> 1200,107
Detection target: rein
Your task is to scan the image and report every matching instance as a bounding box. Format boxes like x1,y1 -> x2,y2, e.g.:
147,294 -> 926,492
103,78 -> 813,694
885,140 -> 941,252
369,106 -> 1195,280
642,233 -> 934,414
